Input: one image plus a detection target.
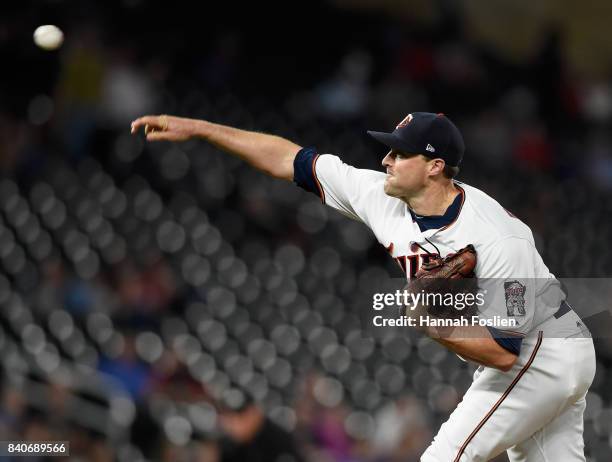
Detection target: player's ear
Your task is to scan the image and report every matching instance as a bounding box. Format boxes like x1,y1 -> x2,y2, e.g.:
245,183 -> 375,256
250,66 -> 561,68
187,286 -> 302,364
428,158 -> 446,177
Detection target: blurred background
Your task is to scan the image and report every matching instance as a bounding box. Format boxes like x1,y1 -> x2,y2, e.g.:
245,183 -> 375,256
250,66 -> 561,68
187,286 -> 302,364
1,0 -> 612,461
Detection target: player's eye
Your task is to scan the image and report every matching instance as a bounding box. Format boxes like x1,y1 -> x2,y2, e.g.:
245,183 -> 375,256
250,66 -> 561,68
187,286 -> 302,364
393,150 -> 418,160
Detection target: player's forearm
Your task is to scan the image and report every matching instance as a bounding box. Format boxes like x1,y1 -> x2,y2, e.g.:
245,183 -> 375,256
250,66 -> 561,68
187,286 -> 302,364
195,120 -> 301,180
429,325 -> 518,371
405,302 -> 517,371
131,115 -> 301,180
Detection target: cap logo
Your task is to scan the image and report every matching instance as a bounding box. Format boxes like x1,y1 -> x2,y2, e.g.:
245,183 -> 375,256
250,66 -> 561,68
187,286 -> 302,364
396,114 -> 413,129
426,144 -> 435,153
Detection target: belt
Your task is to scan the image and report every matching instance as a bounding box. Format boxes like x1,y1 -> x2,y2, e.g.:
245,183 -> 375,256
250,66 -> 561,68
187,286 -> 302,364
554,300 -> 571,319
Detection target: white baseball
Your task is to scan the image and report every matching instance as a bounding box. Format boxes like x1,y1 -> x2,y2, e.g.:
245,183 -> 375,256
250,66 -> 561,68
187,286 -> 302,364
33,25 -> 64,51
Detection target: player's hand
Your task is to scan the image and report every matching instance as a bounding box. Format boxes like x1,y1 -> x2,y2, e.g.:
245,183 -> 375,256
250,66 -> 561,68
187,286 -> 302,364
130,114 -> 200,142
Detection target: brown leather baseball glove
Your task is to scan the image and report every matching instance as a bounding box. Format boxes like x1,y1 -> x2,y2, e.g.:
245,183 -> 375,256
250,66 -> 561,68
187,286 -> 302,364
416,244 -> 477,279
407,244 -> 479,319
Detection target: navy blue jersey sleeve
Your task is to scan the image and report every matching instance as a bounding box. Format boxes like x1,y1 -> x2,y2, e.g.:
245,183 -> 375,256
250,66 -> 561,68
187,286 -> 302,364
487,326 -> 523,355
293,147 -> 324,201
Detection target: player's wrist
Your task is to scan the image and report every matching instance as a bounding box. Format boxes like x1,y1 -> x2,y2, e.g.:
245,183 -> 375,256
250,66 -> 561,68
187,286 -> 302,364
193,119 -> 213,140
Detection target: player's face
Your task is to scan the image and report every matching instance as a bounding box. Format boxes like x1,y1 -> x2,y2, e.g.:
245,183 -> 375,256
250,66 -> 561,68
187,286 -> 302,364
381,150 -> 429,197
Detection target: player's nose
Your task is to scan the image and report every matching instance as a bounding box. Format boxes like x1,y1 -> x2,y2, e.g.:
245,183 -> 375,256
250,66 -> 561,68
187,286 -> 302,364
382,151 -> 393,168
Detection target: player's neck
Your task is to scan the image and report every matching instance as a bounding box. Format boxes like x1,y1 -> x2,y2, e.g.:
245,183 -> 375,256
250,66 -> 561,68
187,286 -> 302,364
405,181 -> 459,217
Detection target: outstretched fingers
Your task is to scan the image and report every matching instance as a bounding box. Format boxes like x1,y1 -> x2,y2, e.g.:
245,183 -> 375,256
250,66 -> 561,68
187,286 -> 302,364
131,114 -> 189,142
145,130 -> 172,141
131,115 -> 163,134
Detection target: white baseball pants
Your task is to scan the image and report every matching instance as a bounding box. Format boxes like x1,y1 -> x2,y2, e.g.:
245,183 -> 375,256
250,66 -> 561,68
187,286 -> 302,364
421,332 -> 596,461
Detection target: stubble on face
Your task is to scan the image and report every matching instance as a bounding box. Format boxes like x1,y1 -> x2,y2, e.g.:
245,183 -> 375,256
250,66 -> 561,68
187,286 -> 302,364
383,154 -> 427,199
383,175 -> 399,197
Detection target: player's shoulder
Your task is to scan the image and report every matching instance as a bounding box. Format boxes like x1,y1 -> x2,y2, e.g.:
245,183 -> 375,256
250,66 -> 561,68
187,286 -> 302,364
317,153 -> 386,181
317,153 -> 391,200
458,181 -> 533,242
316,153 -> 405,219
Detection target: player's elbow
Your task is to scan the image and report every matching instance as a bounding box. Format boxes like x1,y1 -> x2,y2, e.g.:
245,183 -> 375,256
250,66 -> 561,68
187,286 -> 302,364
494,351 -> 518,372
262,152 -> 296,181
266,164 -> 294,181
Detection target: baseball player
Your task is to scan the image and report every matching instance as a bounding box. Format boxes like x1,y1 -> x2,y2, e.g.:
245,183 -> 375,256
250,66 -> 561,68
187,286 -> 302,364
131,112 -> 596,461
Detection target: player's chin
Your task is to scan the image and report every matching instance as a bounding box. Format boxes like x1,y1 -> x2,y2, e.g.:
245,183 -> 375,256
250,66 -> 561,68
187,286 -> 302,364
383,181 -> 398,197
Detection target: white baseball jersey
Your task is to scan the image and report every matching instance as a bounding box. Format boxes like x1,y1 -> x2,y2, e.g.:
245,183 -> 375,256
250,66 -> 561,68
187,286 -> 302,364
293,149 -> 596,461
302,152 -> 581,337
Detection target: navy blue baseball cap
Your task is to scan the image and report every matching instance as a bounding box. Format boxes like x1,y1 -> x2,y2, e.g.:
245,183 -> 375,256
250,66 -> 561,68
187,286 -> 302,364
367,112 -> 465,167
